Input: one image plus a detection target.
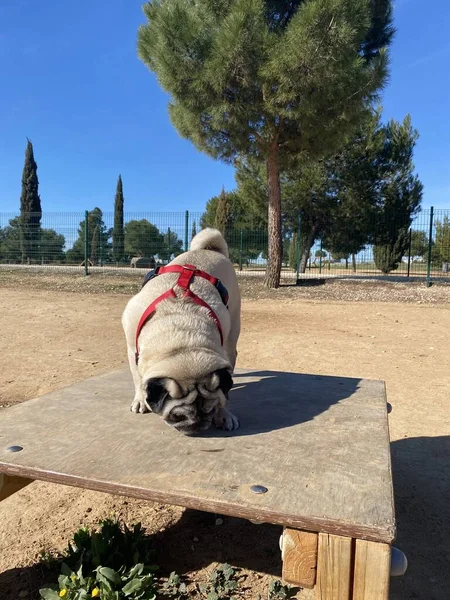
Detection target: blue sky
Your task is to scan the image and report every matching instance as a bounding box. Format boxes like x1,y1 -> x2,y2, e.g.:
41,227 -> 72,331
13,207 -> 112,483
0,0 -> 449,215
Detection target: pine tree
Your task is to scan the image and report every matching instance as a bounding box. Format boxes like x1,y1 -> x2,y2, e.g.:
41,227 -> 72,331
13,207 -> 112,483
113,175 -> 125,263
373,116 -> 423,273
191,220 -> 197,241
19,139 -> 42,262
214,187 -> 232,239
138,0 -> 394,287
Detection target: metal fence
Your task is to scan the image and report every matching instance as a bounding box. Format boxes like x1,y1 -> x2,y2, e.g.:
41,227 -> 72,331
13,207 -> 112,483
0,208 -> 449,285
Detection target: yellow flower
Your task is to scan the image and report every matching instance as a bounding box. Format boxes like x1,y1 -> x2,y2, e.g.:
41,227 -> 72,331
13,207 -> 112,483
91,588 -> 100,598
59,590 -> 67,598
70,575 -> 77,581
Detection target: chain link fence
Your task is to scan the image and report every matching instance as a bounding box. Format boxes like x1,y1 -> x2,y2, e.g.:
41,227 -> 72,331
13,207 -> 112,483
0,208 -> 449,284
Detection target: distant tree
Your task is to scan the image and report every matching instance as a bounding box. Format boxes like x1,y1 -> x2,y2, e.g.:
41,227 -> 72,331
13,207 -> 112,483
433,217 -> 450,265
158,228 -> 184,262
113,175 -> 125,262
200,197 -> 218,230
91,225 -> 100,264
39,229 -> 66,263
0,219 -> 65,264
123,219 -> 164,258
66,208 -> 111,264
373,117 -> 423,273
138,0 -> 394,288
191,220 -> 197,241
19,139 -> 42,262
373,230 -> 409,274
201,189 -> 266,265
234,111 -> 423,274
214,187 -> 233,239
288,233 -> 297,271
409,230 -> 428,259
0,218 -> 22,262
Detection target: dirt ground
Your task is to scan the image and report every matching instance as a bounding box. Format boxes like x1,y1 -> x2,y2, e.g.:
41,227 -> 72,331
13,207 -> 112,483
0,273 -> 449,599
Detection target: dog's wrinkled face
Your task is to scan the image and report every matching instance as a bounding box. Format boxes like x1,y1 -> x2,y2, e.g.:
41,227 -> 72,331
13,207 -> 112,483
144,369 -> 233,435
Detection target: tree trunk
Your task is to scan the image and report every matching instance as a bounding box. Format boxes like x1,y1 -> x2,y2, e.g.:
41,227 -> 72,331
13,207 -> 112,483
264,150 -> 282,288
352,253 -> 357,273
345,257 -> 349,269
299,225 -> 317,274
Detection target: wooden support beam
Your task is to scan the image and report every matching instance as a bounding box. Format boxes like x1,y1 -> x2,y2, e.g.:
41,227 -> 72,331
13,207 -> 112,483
0,473 -> 34,501
353,540 -> 391,600
282,528 -> 318,588
316,533 -> 352,600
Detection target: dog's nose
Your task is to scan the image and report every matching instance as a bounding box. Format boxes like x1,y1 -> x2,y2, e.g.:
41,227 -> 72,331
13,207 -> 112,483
170,413 -> 186,423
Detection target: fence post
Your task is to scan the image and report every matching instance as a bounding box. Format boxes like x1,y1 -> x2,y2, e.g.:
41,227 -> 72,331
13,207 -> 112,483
98,213 -> 102,267
319,239 -> 323,274
295,213 -> 301,281
407,228 -> 412,278
239,231 -> 243,272
185,211 -> 189,251
84,210 -> 89,276
426,206 -> 434,287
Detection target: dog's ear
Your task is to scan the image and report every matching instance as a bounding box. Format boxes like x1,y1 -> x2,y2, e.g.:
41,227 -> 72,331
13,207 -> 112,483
145,378 -> 169,413
216,368 -> 233,398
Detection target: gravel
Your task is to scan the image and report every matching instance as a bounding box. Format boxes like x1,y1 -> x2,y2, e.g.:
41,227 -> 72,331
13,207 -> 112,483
0,269 -> 449,304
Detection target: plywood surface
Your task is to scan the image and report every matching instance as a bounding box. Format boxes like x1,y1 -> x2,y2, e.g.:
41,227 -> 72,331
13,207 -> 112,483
0,368 -> 395,542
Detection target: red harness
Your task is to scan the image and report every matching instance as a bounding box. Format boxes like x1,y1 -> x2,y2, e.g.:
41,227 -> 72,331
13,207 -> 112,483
135,264 -> 228,364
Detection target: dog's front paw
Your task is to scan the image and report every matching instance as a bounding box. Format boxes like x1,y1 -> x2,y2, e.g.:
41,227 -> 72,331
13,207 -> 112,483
130,397 -> 149,414
214,407 -> 240,431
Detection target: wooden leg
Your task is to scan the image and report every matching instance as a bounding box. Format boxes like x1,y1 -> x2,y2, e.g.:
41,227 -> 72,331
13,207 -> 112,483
316,533 -> 353,600
353,540 -> 391,600
282,530 -> 391,599
281,528 -> 318,588
0,473 -> 34,501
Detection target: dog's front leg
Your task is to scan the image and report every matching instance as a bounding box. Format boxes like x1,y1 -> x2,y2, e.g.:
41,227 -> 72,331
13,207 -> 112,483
127,348 -> 148,414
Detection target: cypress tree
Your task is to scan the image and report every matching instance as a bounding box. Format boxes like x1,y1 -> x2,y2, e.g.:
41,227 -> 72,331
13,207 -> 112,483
191,220 -> 197,240
19,139 -> 42,262
113,175 -> 125,262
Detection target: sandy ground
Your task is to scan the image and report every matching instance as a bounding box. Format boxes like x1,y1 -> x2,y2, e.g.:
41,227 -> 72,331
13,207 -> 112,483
0,275 -> 449,599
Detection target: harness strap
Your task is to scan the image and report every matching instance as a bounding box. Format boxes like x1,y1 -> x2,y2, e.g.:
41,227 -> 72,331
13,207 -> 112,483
183,290 -> 224,344
135,264 -> 226,364
158,264 -> 219,287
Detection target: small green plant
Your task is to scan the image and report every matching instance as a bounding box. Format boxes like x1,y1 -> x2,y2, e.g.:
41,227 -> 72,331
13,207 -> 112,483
198,564 -> 239,600
40,562 -> 158,600
39,518 -> 158,600
38,548 -> 60,569
267,580 -> 292,599
64,518 -> 155,573
160,571 -> 188,598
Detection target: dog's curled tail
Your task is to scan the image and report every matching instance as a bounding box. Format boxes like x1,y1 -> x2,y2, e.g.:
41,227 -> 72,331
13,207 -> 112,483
190,228 -> 229,258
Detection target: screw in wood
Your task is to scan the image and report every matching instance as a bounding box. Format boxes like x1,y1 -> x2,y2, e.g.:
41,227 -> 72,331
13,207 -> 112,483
250,485 -> 268,494
6,446 -> 23,452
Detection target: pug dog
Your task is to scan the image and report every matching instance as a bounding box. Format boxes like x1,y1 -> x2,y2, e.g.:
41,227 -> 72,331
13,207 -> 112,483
122,228 -> 241,435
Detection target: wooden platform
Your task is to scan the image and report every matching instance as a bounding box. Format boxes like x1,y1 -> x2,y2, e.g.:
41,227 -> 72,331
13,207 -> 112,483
0,368 -> 395,544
